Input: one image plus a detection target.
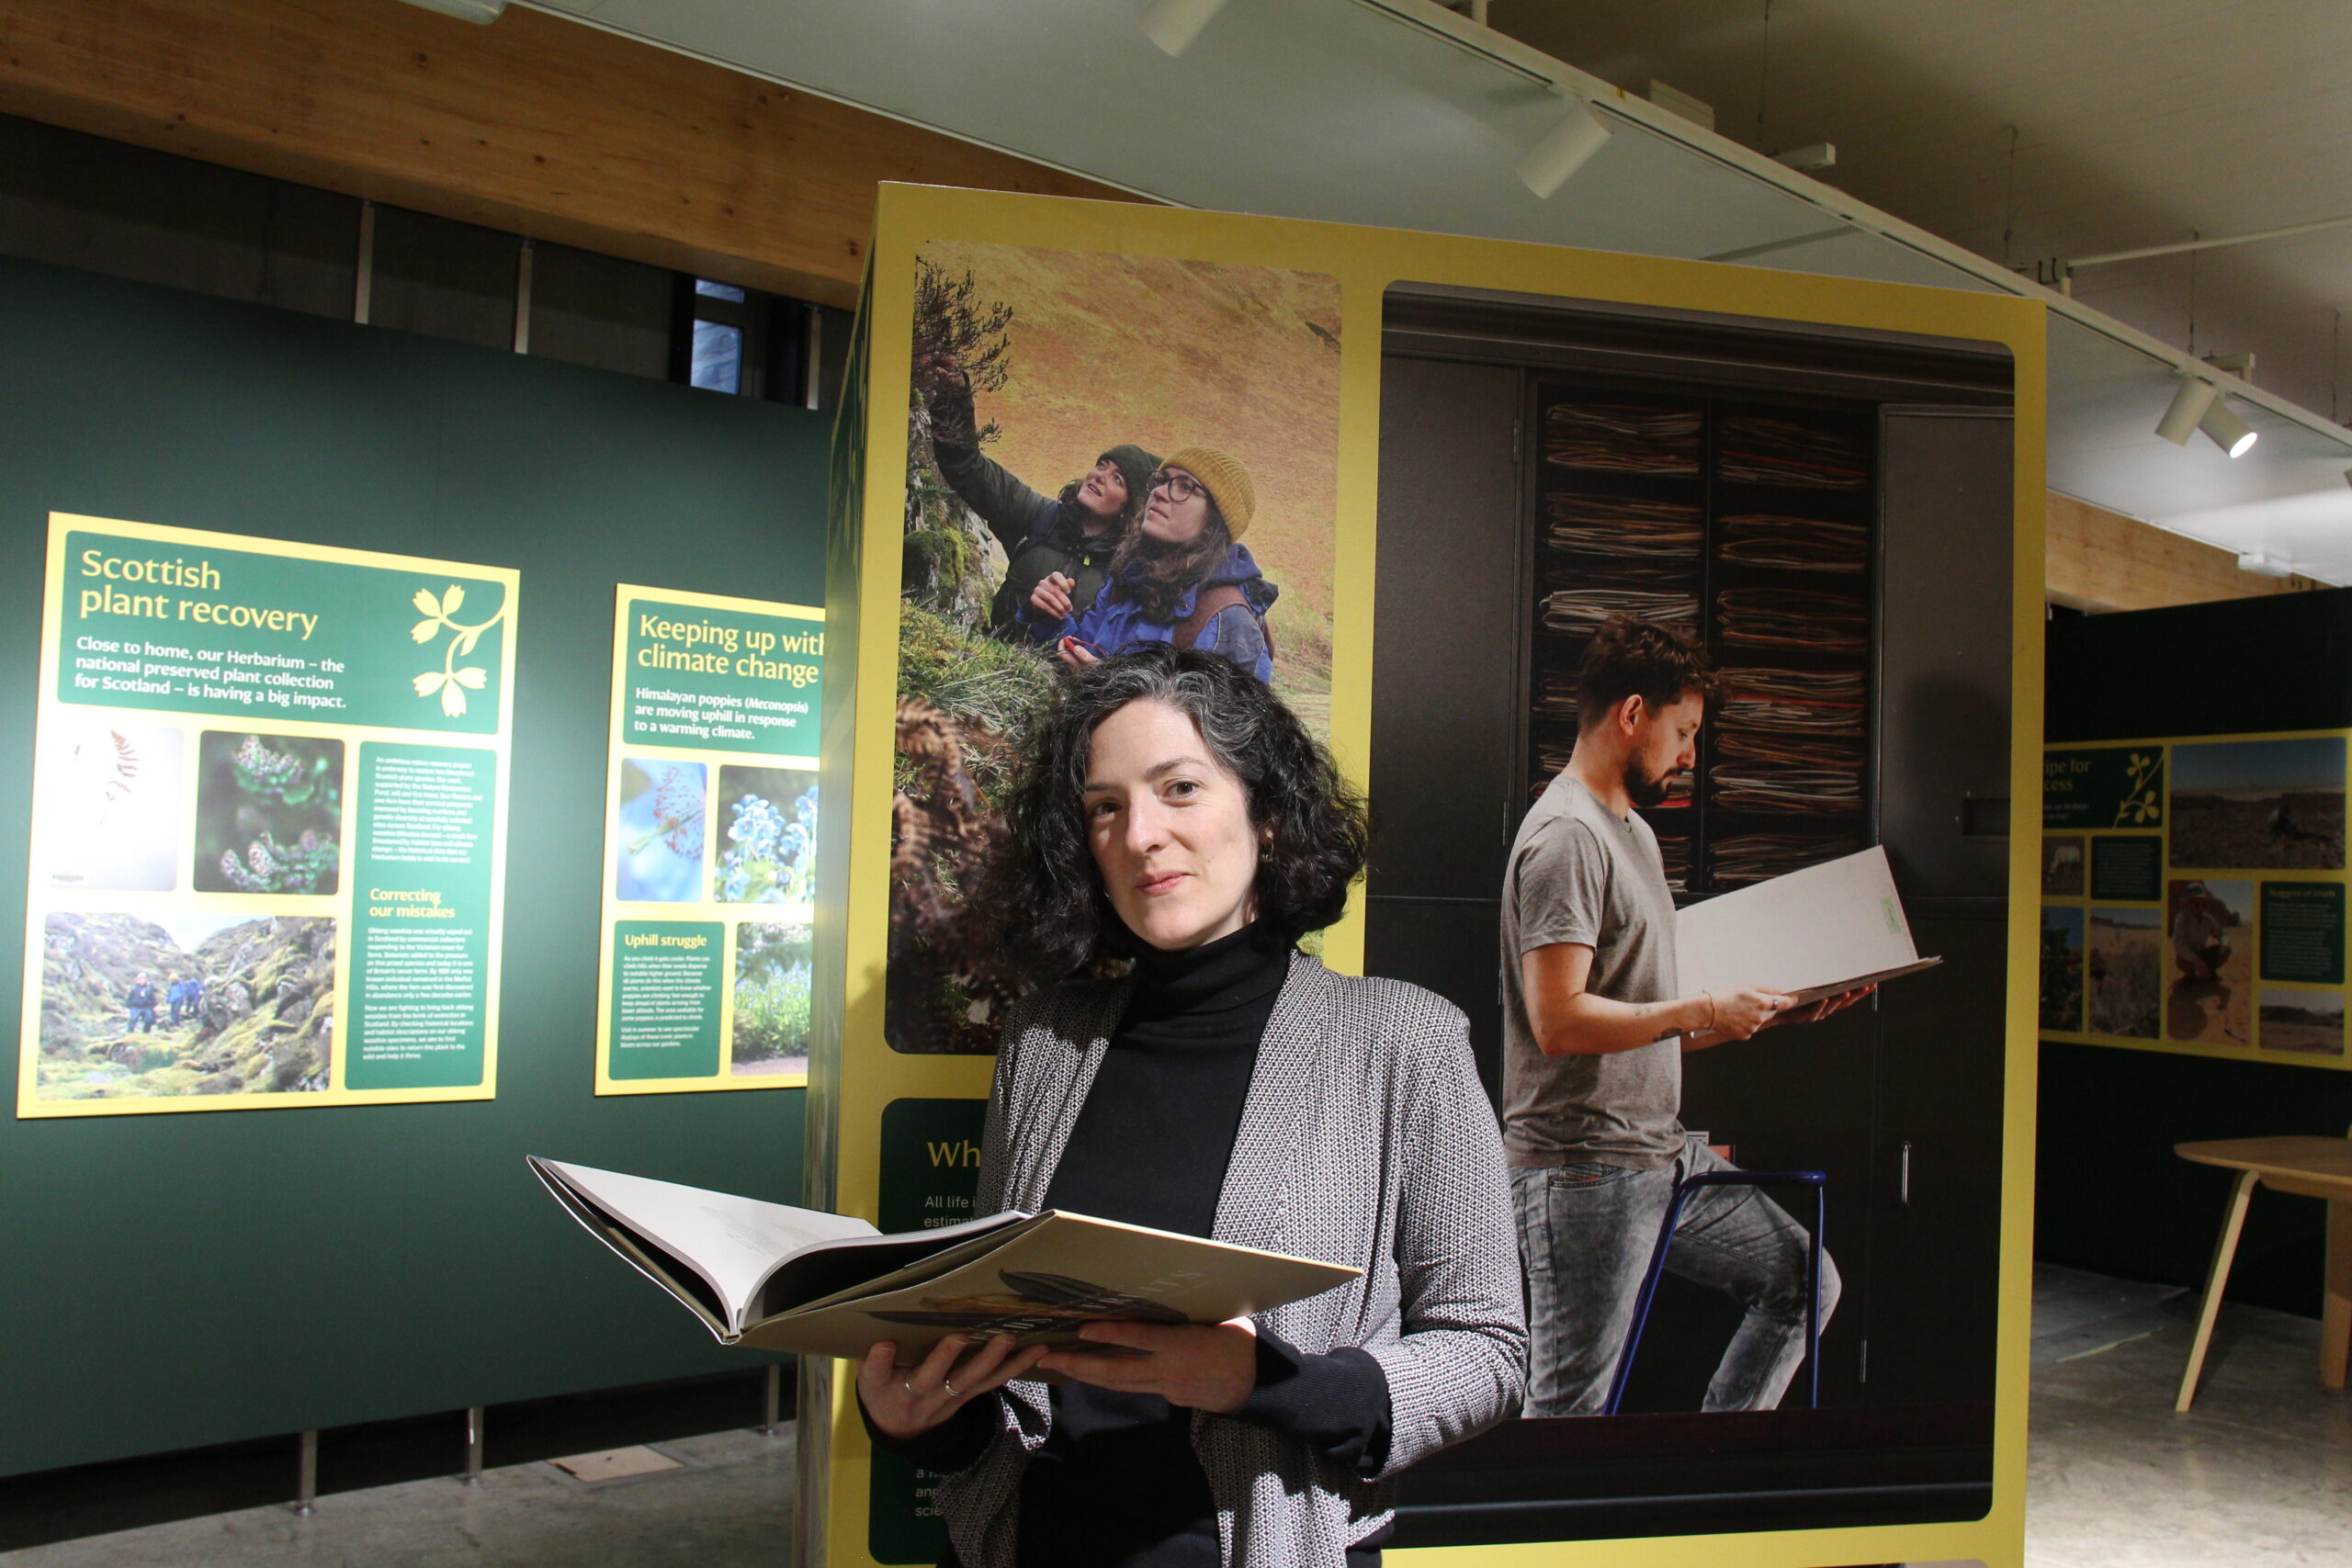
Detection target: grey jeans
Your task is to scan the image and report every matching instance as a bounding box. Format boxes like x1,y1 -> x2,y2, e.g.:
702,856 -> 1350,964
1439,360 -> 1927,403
1511,1139 -> 1840,1416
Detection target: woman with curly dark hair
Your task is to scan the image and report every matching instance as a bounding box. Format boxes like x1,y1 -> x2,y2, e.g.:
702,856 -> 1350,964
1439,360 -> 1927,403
856,646 -> 1525,1568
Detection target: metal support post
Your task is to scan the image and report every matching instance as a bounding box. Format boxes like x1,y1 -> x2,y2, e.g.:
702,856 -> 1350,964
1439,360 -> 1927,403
353,200 -> 376,325
292,1429 -> 318,1516
462,1406 -> 485,1484
802,303 -> 822,410
512,239 -> 533,355
762,1363 -> 784,1436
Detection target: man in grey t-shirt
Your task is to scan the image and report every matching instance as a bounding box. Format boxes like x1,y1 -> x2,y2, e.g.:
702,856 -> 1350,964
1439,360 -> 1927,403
1503,617 -> 1867,1416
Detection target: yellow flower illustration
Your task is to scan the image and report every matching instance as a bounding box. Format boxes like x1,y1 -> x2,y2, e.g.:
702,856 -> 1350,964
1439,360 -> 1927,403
409,584 -> 505,718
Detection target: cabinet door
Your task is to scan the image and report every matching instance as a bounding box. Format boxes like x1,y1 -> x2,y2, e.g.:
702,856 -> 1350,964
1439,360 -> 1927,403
1367,355 -> 1525,1096
1367,355 -> 1524,902
1876,408 -> 2015,897
1864,914 -> 2008,1404
1866,405 -> 2014,1406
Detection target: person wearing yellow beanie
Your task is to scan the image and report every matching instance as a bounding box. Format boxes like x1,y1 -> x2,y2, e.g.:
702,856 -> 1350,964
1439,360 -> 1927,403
1023,446 -> 1280,682
1153,446 -> 1255,539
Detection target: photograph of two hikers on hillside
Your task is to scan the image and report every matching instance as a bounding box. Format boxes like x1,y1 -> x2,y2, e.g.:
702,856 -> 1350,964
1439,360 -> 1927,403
888,243 -> 1342,1053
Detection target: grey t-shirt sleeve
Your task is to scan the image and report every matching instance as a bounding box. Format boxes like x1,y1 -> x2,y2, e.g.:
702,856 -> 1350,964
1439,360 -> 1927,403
1514,817 -> 1609,954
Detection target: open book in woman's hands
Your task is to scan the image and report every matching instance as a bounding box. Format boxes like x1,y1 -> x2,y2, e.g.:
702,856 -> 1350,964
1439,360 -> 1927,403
531,1157 -> 1360,1362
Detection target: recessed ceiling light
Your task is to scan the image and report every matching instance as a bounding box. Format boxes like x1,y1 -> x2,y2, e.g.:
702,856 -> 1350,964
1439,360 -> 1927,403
1516,97 -> 1612,200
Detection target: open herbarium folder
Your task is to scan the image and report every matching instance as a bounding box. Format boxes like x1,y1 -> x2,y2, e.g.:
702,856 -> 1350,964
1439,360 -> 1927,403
1676,844 -> 1942,1003
531,1157 -> 1359,1361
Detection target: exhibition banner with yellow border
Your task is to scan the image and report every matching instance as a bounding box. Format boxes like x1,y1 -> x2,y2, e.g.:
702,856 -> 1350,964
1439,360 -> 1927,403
594,584 -> 823,1095
805,184 -> 2047,1568
2040,728 -> 2350,1069
19,513 -> 518,1117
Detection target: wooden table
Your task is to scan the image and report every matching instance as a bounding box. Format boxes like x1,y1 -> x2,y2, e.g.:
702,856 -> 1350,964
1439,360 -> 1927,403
2173,1135 -> 2352,1411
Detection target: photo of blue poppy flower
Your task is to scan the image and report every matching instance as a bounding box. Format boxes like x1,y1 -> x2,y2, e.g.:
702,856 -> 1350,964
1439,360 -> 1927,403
616,759 -> 706,903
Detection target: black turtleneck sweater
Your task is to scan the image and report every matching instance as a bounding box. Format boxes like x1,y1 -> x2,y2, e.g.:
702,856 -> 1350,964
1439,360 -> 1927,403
881,920 -> 1394,1568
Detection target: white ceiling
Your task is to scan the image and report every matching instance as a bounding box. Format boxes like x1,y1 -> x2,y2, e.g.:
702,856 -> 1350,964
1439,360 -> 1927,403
1492,1 -> 2352,422
530,0 -> 2352,582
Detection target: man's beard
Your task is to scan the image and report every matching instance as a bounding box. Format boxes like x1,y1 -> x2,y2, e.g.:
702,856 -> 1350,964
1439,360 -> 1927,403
1622,755 -> 1677,809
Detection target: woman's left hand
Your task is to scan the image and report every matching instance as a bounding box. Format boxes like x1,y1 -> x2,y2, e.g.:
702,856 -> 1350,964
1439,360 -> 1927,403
1035,1316 -> 1259,1413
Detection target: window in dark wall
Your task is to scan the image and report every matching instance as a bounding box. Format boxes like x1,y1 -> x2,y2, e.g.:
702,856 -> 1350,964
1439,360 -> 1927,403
670,276 -> 855,412
674,275 -> 779,400
692,317 -> 747,393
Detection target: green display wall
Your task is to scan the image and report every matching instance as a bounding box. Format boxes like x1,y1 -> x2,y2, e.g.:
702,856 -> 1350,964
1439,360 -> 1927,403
0,254 -> 824,1477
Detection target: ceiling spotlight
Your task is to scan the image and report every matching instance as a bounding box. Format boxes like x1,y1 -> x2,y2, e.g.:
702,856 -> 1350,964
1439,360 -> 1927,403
2199,397 -> 2258,458
1141,0 -> 1230,56
2154,375 -> 2218,446
1517,96 -> 1612,199
393,0 -> 508,20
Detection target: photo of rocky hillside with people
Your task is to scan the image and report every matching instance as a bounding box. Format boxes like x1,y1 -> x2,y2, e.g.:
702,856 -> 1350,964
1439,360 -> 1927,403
34,911 -> 337,1101
888,241 -> 1341,1054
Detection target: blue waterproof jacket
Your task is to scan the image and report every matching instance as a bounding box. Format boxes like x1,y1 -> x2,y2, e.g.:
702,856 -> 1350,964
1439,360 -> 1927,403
1030,543 -> 1278,682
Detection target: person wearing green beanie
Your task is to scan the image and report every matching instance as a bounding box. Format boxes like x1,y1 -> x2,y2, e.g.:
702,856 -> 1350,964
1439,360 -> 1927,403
917,356 -> 1156,642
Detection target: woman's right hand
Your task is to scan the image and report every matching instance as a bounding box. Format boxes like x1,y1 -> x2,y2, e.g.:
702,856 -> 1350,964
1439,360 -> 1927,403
857,1334 -> 1046,1441
1029,572 -> 1076,621
1708,986 -> 1793,1040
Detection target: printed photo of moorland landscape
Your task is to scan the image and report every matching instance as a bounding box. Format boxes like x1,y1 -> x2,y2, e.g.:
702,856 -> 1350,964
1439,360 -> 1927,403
35,910 -> 336,1100
2258,987 -> 2345,1057
2169,737 -> 2346,872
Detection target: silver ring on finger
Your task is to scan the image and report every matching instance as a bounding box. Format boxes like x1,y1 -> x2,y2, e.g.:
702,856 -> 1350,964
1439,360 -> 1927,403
902,1378 -> 917,1399
942,1376 -> 959,1396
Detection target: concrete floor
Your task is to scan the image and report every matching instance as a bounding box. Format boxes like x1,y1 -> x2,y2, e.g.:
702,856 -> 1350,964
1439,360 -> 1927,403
0,1428 -> 796,1568
2,1269 -> 2344,1567
2026,1267 -> 2352,1568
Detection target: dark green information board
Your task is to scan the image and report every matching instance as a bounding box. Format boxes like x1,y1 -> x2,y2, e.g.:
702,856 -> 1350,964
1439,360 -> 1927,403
0,254 -> 827,1478
621,596 -> 822,757
605,920 -> 725,1079
870,1097 -> 987,1566
60,529 -> 508,736
2261,882 -> 2346,985
346,742 -> 500,1089
2090,835 -> 2165,903
2044,747 -> 2164,830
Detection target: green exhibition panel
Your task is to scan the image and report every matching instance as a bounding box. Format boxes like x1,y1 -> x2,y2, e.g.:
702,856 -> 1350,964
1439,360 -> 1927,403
0,254 -> 823,1476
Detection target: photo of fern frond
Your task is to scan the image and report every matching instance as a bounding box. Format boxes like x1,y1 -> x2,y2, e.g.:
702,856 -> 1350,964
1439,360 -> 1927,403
888,242 -> 1342,1053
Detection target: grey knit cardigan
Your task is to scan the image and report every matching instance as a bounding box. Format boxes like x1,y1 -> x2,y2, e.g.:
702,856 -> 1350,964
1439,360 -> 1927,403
933,951 -> 1527,1568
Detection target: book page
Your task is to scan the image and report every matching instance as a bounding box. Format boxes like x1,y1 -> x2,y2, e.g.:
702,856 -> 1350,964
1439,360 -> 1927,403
1676,845 -> 1932,999
743,1211 -> 1361,1361
538,1158 -> 876,1326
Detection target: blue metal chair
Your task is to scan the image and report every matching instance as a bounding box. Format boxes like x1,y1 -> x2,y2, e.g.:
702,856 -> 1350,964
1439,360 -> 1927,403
1600,1168 -> 1827,1416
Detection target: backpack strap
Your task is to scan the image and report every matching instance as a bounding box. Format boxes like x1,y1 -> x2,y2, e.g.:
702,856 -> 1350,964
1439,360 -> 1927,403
1173,584 -> 1264,655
